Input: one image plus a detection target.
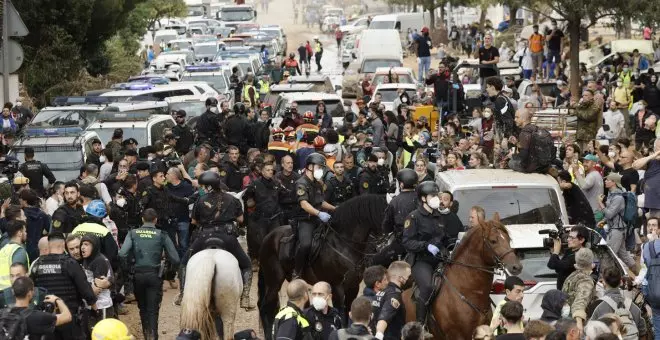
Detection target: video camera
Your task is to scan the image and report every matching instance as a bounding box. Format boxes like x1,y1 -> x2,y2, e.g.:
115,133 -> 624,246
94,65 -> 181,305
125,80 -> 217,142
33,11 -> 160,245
539,223 -> 568,248
166,158 -> 182,167
0,157 -> 19,178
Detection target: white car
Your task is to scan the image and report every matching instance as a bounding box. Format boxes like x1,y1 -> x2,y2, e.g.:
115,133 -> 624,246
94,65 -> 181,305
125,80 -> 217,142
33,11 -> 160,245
369,83 -> 417,112
100,83 -> 217,102
340,16 -> 369,35
271,92 -> 346,128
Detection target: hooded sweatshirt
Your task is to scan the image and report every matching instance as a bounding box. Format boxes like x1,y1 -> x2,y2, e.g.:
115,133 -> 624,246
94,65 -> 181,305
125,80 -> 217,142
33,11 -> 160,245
72,216 -> 119,271
539,289 -> 568,325
81,234 -> 113,309
23,206 -> 51,261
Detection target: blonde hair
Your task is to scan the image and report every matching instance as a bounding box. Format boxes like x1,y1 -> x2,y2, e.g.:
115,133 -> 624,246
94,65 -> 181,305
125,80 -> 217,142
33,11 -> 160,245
472,325 -> 493,340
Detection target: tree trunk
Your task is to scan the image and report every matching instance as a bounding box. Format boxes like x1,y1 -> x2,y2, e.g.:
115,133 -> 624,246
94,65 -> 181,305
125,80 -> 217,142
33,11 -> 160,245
478,4 -> 487,31
429,6 -> 436,29
623,16 -> 632,39
509,5 -> 519,26
440,5 -> 445,28
568,17 -> 581,99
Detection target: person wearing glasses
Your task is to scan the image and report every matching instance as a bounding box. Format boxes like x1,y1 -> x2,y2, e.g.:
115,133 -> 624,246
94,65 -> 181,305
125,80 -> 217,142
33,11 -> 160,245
546,225 -> 589,290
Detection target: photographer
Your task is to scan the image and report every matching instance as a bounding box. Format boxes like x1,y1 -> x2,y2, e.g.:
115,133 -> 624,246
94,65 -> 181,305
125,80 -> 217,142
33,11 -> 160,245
547,225 -> 589,290
13,276 -> 72,339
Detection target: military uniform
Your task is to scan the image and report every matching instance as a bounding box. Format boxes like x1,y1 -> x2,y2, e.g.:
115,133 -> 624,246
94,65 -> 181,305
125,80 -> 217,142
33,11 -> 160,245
273,302 -> 314,340
358,167 -> 389,195
561,269 -> 595,321
372,282 -> 405,340
119,222 -> 180,340
372,191 -> 417,267
219,160 -> 250,192
277,170 -> 301,225
293,175 -> 325,276
30,252 -> 97,340
18,159 -> 56,196
51,204 -> 87,234
324,175 -> 354,206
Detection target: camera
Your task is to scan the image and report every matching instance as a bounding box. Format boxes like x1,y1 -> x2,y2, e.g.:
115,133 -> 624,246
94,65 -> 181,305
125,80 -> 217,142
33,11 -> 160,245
166,158 -> 182,167
539,227 -> 568,248
39,301 -> 55,313
0,157 -> 19,176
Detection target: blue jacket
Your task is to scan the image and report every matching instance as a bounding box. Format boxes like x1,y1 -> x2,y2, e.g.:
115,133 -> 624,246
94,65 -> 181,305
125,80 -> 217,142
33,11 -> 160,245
0,117 -> 16,132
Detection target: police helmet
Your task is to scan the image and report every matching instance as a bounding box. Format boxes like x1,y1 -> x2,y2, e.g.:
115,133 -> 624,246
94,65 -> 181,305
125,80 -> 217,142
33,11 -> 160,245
233,102 -> 247,115
85,200 -> 107,218
198,171 -> 222,189
205,97 -> 218,107
305,153 -> 326,168
396,169 -> 419,189
416,181 -> 440,200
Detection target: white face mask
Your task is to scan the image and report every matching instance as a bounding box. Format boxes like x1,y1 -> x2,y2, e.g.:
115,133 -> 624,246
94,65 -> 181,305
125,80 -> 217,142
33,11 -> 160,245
313,168 -> 324,180
648,233 -> 657,241
116,197 -> 127,208
402,97 -> 408,103
616,82 -> 623,87
312,296 -> 327,311
147,156 -> 154,161
15,102 -> 21,107
608,151 -> 616,158
210,107 -> 219,113
427,196 -> 440,210
483,110 -> 492,119
377,158 -> 385,166
99,156 -> 106,163
561,305 -> 571,318
439,207 -> 450,214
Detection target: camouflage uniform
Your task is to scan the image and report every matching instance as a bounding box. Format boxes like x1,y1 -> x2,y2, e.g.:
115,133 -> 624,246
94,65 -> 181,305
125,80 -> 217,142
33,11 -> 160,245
572,100 -> 601,149
561,269 -> 594,321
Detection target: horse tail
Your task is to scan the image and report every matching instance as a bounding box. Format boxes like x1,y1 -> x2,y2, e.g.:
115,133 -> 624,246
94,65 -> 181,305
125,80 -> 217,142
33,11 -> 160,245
180,250 -> 217,340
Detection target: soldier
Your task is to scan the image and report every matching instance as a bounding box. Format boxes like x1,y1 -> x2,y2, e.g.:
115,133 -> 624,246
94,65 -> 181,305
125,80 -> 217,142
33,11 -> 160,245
372,169 -> 418,267
219,145 -> 250,192
561,247 -> 595,331
373,261 -> 410,340
292,153 -> 336,279
277,155 -> 300,226
402,181 -> 451,326
119,209 -> 180,340
359,152 -> 390,196
324,161 -> 354,206
195,98 -> 222,148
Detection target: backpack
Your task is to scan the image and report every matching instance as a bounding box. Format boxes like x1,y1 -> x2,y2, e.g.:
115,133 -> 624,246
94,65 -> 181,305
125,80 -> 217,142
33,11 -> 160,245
0,307 -> 31,340
614,192 -> 637,227
645,240 -> 660,308
599,296 -> 638,340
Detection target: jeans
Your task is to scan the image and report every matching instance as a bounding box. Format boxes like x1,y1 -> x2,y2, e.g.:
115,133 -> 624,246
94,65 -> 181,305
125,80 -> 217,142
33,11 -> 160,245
135,270 -> 163,340
418,56 -> 431,82
177,221 -> 190,259
652,306 -> 660,340
436,100 -> 448,117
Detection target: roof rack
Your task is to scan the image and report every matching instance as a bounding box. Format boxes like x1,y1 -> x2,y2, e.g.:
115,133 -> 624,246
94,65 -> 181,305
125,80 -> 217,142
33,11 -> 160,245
51,96 -> 114,107
110,83 -> 155,91
24,127 -> 85,137
97,111 -> 153,122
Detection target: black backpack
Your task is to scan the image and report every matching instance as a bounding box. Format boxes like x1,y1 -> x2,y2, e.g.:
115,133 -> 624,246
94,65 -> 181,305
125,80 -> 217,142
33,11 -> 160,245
0,307 -> 31,340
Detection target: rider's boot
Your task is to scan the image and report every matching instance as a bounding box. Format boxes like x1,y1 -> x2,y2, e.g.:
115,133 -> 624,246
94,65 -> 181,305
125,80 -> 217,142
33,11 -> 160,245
240,269 -> 256,310
415,300 -> 427,325
143,328 -> 152,340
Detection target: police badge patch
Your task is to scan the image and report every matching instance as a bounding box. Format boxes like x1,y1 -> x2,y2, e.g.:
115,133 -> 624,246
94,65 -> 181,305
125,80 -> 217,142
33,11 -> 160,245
52,220 -> 61,228
297,188 -> 305,196
363,182 -> 369,189
220,171 -> 226,177
391,298 -> 400,309
404,220 -> 411,228
315,321 -> 323,332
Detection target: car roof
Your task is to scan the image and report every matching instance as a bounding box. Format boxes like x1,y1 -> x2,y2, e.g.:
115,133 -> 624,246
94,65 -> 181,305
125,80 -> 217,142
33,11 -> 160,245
89,115 -> 173,128
280,92 -> 341,101
289,75 -> 330,82
437,169 -> 560,190
374,83 -> 417,90
362,54 -> 403,60
14,131 -> 99,147
100,84 -> 197,96
104,101 -> 169,111
165,95 -> 206,103
374,67 -> 413,74
40,105 -> 106,111
194,42 -> 219,47
270,83 -> 315,92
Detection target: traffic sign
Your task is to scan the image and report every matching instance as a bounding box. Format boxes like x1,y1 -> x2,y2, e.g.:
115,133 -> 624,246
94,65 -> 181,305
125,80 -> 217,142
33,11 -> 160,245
0,40 -> 24,73
5,1 -> 28,37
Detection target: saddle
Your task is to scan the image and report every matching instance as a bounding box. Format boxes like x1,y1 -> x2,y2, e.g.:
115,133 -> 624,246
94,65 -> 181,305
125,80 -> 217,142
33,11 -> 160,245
278,223 -> 329,265
411,261 -> 447,306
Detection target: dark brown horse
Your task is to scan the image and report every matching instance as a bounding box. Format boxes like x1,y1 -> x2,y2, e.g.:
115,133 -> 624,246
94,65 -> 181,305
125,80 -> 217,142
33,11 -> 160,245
403,215 -> 522,340
257,195 -> 387,339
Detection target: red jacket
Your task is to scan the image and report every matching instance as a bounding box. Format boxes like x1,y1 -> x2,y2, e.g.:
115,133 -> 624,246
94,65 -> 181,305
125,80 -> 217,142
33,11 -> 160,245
335,31 -> 343,40
305,43 -> 313,57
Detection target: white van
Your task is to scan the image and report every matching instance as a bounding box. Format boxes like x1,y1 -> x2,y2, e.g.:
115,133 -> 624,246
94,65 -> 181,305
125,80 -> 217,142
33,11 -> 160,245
368,12 -> 431,36
356,29 -> 403,61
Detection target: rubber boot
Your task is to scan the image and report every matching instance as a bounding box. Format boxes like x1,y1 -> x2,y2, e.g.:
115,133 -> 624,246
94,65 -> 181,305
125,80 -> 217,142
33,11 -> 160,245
415,300 -> 427,325
240,270 -> 256,310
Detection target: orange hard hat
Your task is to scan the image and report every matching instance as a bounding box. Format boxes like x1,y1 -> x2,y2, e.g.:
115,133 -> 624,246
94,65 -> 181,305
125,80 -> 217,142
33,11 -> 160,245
303,111 -> 315,121
313,136 -> 326,148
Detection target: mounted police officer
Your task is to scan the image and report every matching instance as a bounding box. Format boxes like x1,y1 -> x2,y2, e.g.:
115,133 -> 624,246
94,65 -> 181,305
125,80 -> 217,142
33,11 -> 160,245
324,161 -> 354,206
372,169 -> 419,267
184,171 -> 253,309
358,150 -> 390,196
195,98 -> 221,147
119,208 -> 180,340
30,233 -> 98,340
224,103 -> 250,155
402,181 -> 451,327
292,153 -> 336,279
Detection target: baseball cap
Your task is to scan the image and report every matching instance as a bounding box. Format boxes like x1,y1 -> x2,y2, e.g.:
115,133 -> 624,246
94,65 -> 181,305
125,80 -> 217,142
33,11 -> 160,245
176,110 -> 187,118
583,154 -> 599,162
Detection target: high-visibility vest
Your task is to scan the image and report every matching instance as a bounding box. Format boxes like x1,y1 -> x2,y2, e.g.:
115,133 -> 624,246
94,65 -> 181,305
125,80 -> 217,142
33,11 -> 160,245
272,305 -> 309,339
529,33 -> 544,53
258,80 -> 270,95
0,243 -> 29,289
315,42 -> 322,53
243,84 -> 260,106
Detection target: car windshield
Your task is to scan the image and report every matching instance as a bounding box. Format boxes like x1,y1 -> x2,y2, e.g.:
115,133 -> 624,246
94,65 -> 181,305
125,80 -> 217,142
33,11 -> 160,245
220,10 -> 254,21
453,188 -> 561,226
187,5 -> 205,16
154,34 -> 177,45
369,21 -> 394,29
375,88 -> 416,102
169,102 -> 206,118
362,60 -> 403,73
31,109 -> 102,128
181,74 -> 228,91
195,45 -> 218,55
295,100 -> 343,117
237,62 -> 252,74
89,127 -> 148,147
514,248 -> 556,283
372,73 -> 414,85
11,146 -> 82,171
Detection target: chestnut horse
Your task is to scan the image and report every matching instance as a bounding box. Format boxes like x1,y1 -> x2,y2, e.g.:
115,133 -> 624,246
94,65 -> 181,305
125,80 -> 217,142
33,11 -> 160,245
403,216 -> 522,340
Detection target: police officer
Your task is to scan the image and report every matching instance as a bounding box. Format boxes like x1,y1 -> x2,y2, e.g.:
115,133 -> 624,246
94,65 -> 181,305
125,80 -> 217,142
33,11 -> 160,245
185,171 -> 253,309
171,110 -> 194,156
51,182 -> 87,234
303,281 -> 343,340
243,74 -> 259,109
244,162 -> 282,260
273,279 -> 314,340
292,153 -> 336,279
402,181 -> 450,325
119,208 -> 179,340
372,261 -> 410,340
224,103 -> 250,155
324,161 -> 354,206
219,145 -> 250,192
372,169 -> 418,267
18,147 -> 56,197
31,233 -> 97,340
230,66 -> 243,102
359,151 -> 389,196
277,155 -> 301,226
195,98 -> 221,147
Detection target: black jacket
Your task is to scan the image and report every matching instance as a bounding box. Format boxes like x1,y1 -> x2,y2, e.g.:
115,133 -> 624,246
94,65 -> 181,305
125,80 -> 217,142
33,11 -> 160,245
19,160 -> 56,195
426,71 -> 450,101
172,124 -> 194,155
547,248 -> 576,290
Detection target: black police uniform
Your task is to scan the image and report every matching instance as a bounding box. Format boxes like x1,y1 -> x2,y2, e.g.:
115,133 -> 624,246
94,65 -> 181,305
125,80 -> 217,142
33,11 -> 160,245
358,167 -> 389,195
196,110 -> 222,147
402,207 -> 450,322
372,282 -> 405,340
119,222 -> 180,340
223,114 -> 250,155
277,170 -> 301,225
219,160 -> 250,192
172,123 -> 194,155
273,302 -> 314,340
292,174 -> 325,276
303,307 -> 343,340
137,175 -> 153,195
324,175 -> 354,206
371,191 -> 417,267
245,176 -> 282,257
51,204 -> 87,234
86,152 -> 102,168
18,159 -> 56,196
30,252 -> 98,340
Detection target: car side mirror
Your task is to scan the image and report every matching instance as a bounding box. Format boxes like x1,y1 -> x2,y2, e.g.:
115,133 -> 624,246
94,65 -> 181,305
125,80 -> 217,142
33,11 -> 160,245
343,99 -> 353,106
335,85 -> 342,91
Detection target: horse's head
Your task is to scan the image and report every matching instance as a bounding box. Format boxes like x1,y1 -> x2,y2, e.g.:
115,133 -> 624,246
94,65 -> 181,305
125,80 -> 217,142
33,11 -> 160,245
479,214 -> 522,275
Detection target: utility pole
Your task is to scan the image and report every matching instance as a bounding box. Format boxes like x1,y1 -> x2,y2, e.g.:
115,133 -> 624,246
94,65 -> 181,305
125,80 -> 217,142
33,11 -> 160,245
1,0 -> 27,103
2,0 -> 10,102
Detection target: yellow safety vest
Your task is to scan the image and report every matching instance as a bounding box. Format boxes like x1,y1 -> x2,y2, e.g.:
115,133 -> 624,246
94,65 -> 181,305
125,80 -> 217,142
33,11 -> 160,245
0,243 -> 29,289
258,80 -> 270,95
315,42 -> 322,53
243,84 -> 260,106
272,305 -> 309,339
72,222 -> 110,239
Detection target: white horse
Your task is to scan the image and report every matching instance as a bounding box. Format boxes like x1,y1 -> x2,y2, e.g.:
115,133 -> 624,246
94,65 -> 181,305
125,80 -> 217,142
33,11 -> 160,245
180,249 -> 243,340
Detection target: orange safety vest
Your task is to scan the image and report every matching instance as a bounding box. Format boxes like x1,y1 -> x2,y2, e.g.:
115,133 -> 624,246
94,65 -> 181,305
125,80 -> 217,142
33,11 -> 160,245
295,123 -> 320,135
285,59 -> 298,68
529,33 -> 544,53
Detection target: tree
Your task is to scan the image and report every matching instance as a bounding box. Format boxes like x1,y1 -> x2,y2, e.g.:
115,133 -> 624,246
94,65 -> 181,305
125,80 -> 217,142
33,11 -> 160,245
133,0 -> 187,33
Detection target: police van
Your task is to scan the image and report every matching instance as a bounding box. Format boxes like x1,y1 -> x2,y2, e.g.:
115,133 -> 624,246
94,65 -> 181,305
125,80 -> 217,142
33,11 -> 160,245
29,96 -> 114,130
181,64 -> 234,105
99,82 -> 217,102
9,127 -> 103,181
86,111 -> 175,149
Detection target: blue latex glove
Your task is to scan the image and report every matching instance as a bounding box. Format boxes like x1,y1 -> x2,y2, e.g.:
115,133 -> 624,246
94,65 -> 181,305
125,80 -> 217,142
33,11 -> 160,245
427,244 -> 440,256
318,212 -> 331,223
296,129 -> 304,141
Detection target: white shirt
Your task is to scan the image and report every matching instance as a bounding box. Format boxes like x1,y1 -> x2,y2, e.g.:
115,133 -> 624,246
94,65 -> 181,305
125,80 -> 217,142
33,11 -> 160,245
597,109 -> 625,140
514,47 -> 533,71
45,196 -> 61,216
99,163 -> 113,182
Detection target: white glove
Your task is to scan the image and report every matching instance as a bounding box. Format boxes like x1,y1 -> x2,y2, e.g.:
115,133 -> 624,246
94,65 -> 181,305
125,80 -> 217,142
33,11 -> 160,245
427,244 -> 440,256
